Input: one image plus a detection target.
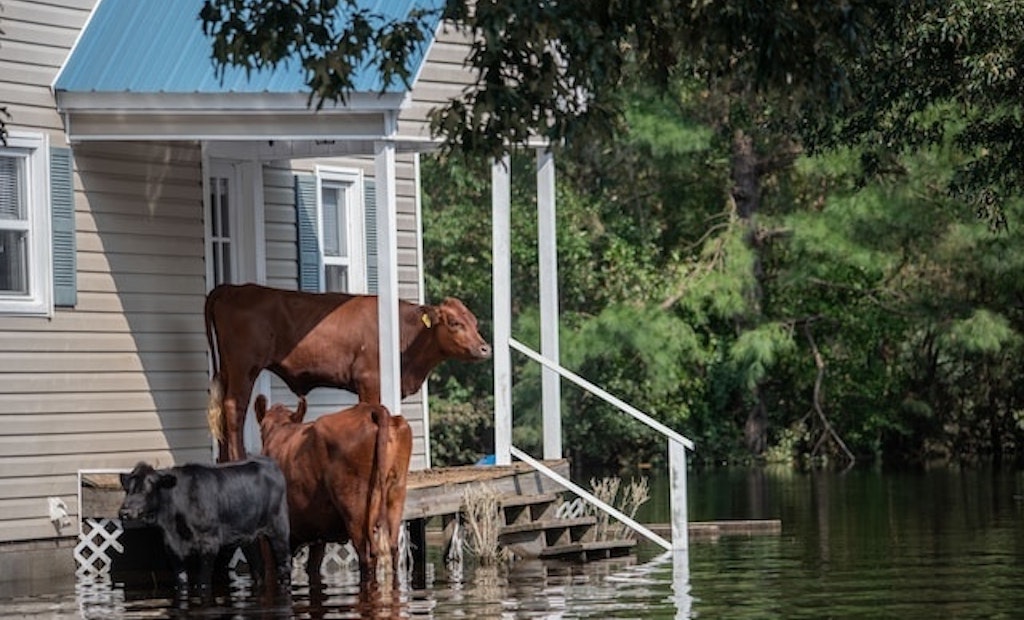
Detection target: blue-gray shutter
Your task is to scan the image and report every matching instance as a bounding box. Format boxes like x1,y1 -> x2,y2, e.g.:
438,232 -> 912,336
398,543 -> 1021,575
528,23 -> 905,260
50,147 -> 76,307
295,174 -> 321,292
363,179 -> 378,294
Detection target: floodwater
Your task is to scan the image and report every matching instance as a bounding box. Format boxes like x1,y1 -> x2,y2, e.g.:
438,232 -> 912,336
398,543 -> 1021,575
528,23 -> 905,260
1,465 -> 1022,618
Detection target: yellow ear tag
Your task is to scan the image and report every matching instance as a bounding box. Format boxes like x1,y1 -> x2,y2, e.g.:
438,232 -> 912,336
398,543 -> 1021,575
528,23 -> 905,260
421,313 -> 432,328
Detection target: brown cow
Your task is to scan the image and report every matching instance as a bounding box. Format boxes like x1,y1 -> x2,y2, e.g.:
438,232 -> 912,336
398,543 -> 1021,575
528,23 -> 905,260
254,395 -> 412,587
205,283 -> 491,462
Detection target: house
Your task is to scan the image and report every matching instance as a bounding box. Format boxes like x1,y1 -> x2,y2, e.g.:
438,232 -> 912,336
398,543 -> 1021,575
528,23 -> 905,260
0,0 -> 482,582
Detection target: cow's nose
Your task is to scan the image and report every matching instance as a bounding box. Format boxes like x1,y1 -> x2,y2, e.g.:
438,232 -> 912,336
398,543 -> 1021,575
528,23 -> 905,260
478,344 -> 492,359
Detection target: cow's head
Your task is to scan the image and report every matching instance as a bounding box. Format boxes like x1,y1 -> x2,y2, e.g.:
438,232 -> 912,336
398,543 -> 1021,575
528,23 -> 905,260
118,462 -> 176,524
255,394 -> 308,438
428,298 -> 492,362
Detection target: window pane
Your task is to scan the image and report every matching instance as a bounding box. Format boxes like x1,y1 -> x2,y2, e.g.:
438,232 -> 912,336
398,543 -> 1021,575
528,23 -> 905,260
218,178 -> 230,237
209,184 -> 219,235
322,183 -> 350,259
214,242 -> 232,286
0,156 -> 25,220
0,230 -> 28,294
323,187 -> 341,257
325,264 -> 348,293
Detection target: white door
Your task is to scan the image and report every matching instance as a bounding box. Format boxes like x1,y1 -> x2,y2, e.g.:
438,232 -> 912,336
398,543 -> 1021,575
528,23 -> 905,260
206,158 -> 267,455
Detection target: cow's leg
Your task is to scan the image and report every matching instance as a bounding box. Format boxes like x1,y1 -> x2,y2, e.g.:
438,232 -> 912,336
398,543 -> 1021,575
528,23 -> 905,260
169,555 -> 189,597
222,372 -> 256,461
240,540 -> 266,587
267,534 -> 292,591
306,542 -> 326,586
196,553 -> 216,603
388,422 -> 412,587
350,529 -> 378,588
388,512 -> 405,587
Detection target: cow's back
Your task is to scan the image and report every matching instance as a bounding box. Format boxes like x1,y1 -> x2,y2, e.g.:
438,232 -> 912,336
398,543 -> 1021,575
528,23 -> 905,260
208,283 -> 385,395
157,458 -> 288,558
208,284 -> 348,355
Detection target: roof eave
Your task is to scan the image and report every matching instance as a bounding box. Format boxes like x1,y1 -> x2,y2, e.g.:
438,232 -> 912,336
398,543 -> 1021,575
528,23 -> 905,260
54,90 -> 408,114
54,90 -> 413,142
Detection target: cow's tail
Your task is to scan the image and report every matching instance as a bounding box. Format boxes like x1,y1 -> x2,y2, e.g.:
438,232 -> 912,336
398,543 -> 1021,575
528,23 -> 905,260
207,375 -> 225,443
370,404 -> 392,577
204,288 -> 225,443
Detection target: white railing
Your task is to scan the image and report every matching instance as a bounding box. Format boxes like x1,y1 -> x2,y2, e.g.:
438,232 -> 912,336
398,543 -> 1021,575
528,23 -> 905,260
507,337 -> 694,552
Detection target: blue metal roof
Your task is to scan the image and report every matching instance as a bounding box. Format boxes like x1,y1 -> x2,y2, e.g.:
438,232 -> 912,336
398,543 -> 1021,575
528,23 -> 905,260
55,0 -> 444,95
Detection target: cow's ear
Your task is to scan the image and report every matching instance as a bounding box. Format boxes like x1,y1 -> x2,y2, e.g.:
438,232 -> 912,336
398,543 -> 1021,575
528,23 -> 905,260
254,394 -> 268,423
119,472 -> 130,491
438,301 -> 464,328
292,397 -> 308,423
419,306 -> 438,329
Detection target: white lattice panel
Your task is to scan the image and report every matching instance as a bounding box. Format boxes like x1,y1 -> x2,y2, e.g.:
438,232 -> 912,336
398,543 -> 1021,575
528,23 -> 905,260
75,518 -> 124,576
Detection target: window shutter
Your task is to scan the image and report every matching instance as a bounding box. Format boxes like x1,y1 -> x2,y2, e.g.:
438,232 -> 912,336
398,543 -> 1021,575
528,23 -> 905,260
295,174 -> 321,292
363,179 -> 378,295
50,147 -> 76,307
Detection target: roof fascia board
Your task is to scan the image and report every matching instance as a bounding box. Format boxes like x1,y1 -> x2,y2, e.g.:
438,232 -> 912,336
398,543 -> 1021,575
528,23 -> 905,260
60,109 -> 394,142
55,91 -> 407,113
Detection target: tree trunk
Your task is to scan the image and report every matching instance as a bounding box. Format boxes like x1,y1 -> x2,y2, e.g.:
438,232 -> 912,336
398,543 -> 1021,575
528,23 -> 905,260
731,129 -> 769,455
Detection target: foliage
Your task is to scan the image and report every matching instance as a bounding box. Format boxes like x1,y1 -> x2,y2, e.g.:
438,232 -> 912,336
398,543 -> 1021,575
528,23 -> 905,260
810,1 -> 1024,224
428,393 -> 493,467
200,0 -> 882,160
460,483 -> 509,565
204,1 -> 1024,468
587,477 -> 650,541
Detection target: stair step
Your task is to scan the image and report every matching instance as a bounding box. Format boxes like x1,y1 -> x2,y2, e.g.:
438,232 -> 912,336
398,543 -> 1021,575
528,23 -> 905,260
499,516 -> 595,536
539,539 -> 637,561
500,492 -> 561,525
499,492 -> 559,508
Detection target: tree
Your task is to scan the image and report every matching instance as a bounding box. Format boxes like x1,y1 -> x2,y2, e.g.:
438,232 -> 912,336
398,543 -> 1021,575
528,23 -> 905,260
200,1 -> 878,160
202,1 -> 1024,465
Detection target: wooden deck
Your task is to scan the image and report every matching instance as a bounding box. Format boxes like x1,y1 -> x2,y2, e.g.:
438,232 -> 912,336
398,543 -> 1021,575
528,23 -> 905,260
402,460 -> 571,520
80,460 -> 781,543
79,460 -> 573,521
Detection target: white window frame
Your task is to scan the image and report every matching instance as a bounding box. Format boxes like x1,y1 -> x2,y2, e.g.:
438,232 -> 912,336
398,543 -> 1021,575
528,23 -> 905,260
0,132 -> 52,316
316,166 -> 367,294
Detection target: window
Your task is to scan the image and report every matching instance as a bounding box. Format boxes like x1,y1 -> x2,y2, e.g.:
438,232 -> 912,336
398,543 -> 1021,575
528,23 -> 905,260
317,167 -> 366,293
208,172 -> 233,286
0,133 -> 51,315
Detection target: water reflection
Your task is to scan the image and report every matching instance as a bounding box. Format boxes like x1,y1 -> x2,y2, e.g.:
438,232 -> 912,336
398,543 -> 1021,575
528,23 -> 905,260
48,549 -> 681,619
2,466 -> 1022,618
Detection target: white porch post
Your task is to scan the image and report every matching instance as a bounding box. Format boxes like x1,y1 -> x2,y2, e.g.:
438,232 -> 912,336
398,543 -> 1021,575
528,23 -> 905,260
537,148 -> 562,460
375,139 -> 402,414
493,155 -> 513,466
668,438 -> 689,552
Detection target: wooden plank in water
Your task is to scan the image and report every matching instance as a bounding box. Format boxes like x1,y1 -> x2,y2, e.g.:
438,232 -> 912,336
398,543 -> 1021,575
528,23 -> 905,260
648,519 -> 782,539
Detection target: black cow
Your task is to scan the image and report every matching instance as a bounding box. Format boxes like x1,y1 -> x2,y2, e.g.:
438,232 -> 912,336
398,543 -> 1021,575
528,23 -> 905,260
118,457 -> 291,596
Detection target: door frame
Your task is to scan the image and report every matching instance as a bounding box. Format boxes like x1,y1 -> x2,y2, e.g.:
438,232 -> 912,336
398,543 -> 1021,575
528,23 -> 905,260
203,152 -> 268,456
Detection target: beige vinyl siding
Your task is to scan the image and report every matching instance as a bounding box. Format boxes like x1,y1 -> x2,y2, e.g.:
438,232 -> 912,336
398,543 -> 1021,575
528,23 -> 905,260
262,162 -> 302,290
0,0 -> 482,545
0,0 -> 92,140
397,24 -> 476,139
0,135 -> 211,541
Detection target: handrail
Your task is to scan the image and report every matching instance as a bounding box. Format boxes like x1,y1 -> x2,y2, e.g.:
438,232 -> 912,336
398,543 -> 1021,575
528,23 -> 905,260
508,337 -> 695,450
507,337 -> 694,552
510,446 -> 672,551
